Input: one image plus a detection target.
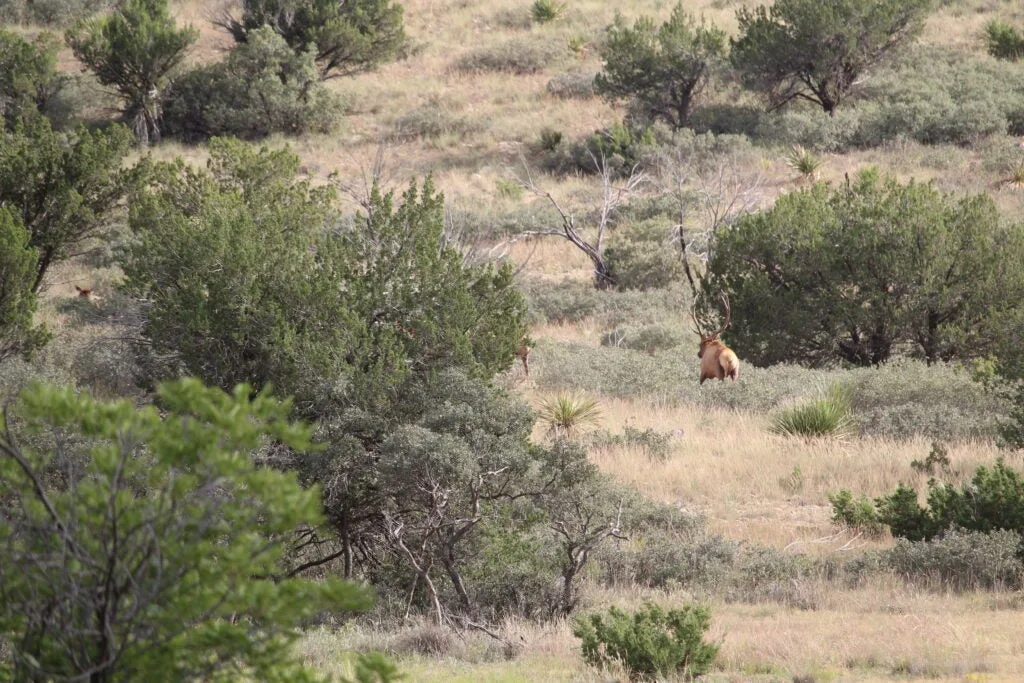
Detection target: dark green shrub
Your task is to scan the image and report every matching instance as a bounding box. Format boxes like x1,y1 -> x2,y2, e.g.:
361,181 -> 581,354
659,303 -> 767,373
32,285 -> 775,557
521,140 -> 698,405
0,30 -> 65,125
215,0 -> 406,80
546,70 -> 597,99
605,218 -> 685,291
66,0 -> 198,143
595,5 -> 726,129
884,529 -> 1024,590
0,209 -> 48,363
828,489 -> 884,535
550,121 -> 658,177
705,171 -> 1024,369
573,602 -> 718,680
731,0 -> 931,116
910,442 -> 951,475
455,37 -> 565,74
985,20 -> 1024,61
163,27 -> 341,141
538,127 -> 563,152
873,460 -> 1024,542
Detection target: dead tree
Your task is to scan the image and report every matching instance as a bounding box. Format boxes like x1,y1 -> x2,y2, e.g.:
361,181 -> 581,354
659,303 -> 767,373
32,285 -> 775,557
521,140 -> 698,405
514,152 -> 648,289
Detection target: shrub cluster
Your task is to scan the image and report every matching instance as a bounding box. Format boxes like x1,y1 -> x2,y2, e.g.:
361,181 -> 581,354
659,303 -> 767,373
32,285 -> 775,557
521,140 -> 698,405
163,27 -> 341,141
454,37 -> 565,74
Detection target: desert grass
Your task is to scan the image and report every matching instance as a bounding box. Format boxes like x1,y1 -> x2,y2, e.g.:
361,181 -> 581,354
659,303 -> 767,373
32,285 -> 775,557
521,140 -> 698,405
301,580 -> 1024,682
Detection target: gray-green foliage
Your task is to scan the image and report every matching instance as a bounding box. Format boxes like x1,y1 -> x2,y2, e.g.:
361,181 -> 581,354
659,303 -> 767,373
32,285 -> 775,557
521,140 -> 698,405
0,209 -> 48,362
595,4 -> 726,129
0,379 -> 393,682
855,47 -> 1024,146
0,116 -> 132,292
731,0 -> 932,115
0,0 -> 112,25
66,0 -> 198,143
573,602 -> 719,680
125,138 -> 526,416
704,171 -> 1024,369
217,0 -> 406,80
884,529 -> 1024,591
0,31 -> 65,126
605,218 -> 685,291
163,27 -> 342,141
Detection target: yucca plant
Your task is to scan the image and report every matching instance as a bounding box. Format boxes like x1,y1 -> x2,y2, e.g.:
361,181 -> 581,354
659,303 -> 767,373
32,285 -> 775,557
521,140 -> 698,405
783,145 -> 823,182
770,385 -> 854,439
538,393 -> 602,438
1002,162 -> 1024,189
532,0 -> 566,24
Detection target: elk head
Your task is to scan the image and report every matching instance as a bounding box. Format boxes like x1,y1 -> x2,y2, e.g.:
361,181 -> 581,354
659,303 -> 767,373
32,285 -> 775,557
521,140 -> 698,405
690,292 -> 739,384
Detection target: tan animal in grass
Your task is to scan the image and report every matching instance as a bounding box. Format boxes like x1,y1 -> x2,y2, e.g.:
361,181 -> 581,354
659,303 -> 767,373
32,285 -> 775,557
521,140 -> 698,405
514,338 -> 531,377
691,293 -> 739,385
75,285 -> 102,303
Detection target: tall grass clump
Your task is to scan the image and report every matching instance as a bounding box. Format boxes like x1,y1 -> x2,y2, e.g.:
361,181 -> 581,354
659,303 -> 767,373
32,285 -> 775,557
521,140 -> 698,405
538,393 -> 602,438
769,385 -> 854,438
531,0 -> 566,24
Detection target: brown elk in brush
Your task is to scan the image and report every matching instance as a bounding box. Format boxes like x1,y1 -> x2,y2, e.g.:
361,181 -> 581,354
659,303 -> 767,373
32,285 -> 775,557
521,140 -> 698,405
74,285 -> 102,303
514,338 -> 531,377
691,293 -> 739,384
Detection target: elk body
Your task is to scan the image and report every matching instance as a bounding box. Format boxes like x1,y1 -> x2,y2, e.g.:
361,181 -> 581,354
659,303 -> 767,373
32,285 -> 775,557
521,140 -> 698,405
691,294 -> 739,385
75,285 -> 101,303
514,340 -> 531,377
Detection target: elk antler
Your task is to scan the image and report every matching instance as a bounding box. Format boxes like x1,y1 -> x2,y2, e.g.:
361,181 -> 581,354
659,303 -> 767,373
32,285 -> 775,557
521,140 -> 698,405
689,291 -> 706,337
708,293 -> 731,338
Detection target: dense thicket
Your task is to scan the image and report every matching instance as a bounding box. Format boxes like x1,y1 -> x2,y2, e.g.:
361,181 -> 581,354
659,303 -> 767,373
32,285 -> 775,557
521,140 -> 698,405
163,27 -> 342,141
217,0 -> 406,80
0,116 -> 132,292
704,170 -> 1024,370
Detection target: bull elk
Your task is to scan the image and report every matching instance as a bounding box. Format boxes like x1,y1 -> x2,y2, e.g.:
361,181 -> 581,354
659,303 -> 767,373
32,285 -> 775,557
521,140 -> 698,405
691,293 -> 739,385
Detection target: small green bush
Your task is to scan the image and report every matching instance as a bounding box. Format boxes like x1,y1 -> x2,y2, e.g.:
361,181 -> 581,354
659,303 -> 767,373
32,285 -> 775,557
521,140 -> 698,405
685,103 -> 762,138
828,489 -> 884,536
985,20 -> 1024,61
455,37 -> 565,74
573,602 -> 718,681
538,127 -> 563,152
548,121 -> 659,177
163,27 -> 341,141
531,0 -> 566,24
769,386 -> 854,438
884,529 -> 1024,591
604,218 -> 685,291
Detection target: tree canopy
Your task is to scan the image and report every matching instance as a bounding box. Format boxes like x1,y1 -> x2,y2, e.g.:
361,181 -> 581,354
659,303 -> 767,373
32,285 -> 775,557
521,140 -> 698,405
217,0 -> 406,80
704,170 -> 1024,369
0,378 -> 392,681
730,0 -> 932,115
67,0 -> 197,142
595,4 -> 726,129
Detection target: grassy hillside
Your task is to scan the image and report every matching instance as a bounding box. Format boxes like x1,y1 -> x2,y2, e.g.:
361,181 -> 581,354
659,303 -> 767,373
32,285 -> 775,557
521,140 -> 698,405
8,0 -> 1024,680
